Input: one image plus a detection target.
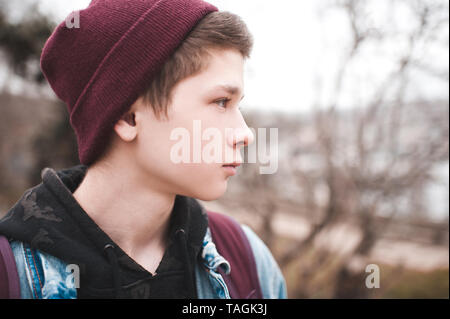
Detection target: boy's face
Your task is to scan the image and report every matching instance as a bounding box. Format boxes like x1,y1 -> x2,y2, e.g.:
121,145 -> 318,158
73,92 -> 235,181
119,49 -> 254,200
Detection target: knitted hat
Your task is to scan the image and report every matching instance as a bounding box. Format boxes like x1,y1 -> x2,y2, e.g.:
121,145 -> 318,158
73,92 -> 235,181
40,0 -> 218,166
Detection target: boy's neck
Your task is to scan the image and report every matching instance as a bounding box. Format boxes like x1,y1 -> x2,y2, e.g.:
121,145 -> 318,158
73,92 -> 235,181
72,162 -> 176,263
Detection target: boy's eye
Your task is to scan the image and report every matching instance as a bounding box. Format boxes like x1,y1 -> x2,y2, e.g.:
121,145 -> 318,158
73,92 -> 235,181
215,98 -> 232,108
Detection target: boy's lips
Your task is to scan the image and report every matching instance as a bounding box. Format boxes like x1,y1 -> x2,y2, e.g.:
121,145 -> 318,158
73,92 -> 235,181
222,162 -> 241,168
222,162 -> 241,176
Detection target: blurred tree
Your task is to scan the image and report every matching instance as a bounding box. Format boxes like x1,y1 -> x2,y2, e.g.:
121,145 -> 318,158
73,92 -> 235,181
0,0 -> 54,83
28,99 -> 79,186
0,0 -> 79,211
286,0 -> 448,298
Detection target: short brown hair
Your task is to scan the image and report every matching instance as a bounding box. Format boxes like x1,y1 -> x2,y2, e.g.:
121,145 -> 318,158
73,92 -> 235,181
139,11 -> 254,119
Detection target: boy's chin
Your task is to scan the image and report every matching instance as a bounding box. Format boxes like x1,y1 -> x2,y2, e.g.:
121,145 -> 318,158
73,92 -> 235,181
189,182 -> 228,202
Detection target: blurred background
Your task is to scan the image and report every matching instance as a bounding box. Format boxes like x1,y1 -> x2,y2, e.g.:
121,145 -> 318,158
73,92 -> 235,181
0,0 -> 448,298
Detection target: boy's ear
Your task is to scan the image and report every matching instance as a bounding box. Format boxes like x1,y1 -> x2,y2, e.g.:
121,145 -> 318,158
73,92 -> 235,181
122,112 -> 137,126
114,112 -> 137,142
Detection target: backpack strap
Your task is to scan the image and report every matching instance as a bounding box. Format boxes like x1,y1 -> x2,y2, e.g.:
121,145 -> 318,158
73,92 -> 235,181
0,235 -> 21,299
207,211 -> 263,299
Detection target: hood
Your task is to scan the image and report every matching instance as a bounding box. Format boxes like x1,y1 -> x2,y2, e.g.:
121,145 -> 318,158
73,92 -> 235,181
0,165 -> 209,298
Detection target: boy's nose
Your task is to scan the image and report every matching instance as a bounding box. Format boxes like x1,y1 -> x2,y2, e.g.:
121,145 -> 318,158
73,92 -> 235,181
229,126 -> 255,149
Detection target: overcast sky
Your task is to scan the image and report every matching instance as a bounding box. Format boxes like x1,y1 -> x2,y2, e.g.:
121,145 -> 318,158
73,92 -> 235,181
5,0 -> 449,115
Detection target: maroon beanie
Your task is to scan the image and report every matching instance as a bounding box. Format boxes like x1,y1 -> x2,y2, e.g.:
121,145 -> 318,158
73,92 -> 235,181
40,0 -> 218,166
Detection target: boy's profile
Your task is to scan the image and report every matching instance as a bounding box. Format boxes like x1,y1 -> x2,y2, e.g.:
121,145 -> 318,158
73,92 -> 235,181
0,0 -> 286,299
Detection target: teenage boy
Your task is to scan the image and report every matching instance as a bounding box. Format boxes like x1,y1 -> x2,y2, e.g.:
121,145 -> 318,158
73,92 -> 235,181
0,0 -> 286,299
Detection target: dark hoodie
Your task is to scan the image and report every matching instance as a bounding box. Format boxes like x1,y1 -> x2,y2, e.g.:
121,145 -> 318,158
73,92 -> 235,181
0,165 -> 209,299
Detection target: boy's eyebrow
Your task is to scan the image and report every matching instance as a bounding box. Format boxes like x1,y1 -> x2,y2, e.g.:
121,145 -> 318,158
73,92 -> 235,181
212,84 -> 245,100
